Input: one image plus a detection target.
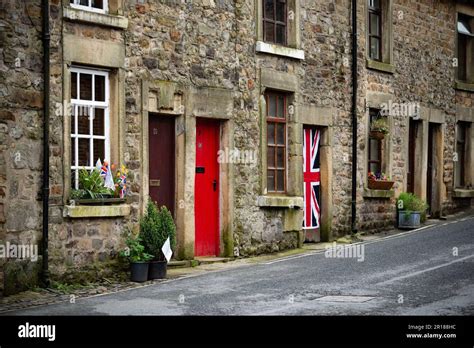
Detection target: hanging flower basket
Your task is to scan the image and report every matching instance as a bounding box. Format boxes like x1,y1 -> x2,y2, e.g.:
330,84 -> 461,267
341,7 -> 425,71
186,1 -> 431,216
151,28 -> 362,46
368,179 -> 394,190
369,130 -> 386,140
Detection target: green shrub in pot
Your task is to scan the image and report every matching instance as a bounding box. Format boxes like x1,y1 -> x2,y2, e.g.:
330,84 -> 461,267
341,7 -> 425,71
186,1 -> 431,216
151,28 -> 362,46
397,193 -> 429,228
140,199 -> 177,279
119,236 -> 153,282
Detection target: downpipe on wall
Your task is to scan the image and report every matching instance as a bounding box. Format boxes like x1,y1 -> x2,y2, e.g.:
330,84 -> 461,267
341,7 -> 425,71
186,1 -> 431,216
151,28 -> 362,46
41,0 -> 50,287
351,0 -> 358,234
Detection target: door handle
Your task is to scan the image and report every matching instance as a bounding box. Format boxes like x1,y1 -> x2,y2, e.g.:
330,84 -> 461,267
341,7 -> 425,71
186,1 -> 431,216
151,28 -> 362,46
213,180 -> 217,191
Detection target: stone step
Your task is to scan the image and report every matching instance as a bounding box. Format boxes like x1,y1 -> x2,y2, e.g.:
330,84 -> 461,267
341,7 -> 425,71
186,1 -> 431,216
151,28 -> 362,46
167,260 -> 191,268
193,257 -> 233,265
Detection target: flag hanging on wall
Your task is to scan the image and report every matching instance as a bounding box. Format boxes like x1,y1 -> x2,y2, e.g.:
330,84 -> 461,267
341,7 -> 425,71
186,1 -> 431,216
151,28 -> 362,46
303,128 -> 321,229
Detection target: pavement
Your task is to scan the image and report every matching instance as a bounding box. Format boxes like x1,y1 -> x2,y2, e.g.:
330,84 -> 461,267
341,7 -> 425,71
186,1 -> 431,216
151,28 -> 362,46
3,212 -> 473,315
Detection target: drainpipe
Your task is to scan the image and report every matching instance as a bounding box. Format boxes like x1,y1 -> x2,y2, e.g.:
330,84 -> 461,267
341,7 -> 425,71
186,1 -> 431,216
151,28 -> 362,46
351,0 -> 358,234
41,0 -> 50,287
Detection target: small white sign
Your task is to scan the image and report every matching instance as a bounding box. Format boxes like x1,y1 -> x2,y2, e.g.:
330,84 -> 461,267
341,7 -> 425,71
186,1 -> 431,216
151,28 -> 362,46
162,237 -> 173,263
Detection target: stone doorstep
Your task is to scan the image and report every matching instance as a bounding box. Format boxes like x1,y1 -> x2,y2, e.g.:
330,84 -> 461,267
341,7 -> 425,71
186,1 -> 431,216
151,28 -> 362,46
193,257 -> 233,265
168,257 -> 233,268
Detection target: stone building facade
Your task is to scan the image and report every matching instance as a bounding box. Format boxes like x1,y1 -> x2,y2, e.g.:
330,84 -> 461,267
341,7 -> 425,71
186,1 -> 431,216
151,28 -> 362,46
0,0 -> 473,295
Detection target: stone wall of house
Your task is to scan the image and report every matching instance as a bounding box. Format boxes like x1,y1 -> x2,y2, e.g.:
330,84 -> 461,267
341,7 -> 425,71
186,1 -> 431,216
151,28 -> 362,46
0,0 -> 45,295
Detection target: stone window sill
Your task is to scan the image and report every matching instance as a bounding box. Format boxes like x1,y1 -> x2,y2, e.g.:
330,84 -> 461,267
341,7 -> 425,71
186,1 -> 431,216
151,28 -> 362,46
255,41 -> 305,60
363,188 -> 394,199
256,195 -> 303,208
453,189 -> 474,198
455,81 -> 474,93
63,204 -> 131,218
63,6 -> 128,29
366,59 -> 395,74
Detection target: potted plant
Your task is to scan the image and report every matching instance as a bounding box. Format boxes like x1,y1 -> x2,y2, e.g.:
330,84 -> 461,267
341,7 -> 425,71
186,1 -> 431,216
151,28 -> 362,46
368,171 -> 395,190
397,192 -> 429,229
370,118 -> 389,140
140,200 -> 177,280
119,236 -> 154,282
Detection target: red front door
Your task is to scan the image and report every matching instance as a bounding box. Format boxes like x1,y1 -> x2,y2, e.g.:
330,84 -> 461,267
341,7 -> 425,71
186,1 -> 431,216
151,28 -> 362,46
195,118 -> 220,256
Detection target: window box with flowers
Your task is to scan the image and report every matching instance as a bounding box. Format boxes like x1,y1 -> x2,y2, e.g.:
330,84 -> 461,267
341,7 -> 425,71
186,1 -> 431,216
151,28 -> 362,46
64,162 -> 130,218
70,161 -> 128,205
368,172 -> 394,190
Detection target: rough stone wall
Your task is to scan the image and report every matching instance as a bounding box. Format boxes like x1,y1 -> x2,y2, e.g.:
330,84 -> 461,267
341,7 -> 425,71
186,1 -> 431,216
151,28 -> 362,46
0,0 -> 45,295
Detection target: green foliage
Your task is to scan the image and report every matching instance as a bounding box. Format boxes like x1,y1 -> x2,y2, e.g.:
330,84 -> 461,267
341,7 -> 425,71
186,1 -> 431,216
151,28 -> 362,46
139,199 -> 177,262
371,118 -> 390,135
119,236 -> 154,263
397,192 -> 429,223
71,168 -> 114,200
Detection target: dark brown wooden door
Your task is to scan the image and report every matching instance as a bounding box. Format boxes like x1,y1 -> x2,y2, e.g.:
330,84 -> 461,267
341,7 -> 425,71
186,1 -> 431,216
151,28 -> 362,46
427,123 -> 434,215
407,119 -> 417,194
149,116 -> 175,217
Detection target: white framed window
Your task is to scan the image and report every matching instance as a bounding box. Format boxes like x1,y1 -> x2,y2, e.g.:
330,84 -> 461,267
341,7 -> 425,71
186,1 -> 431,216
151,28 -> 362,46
70,0 -> 108,14
70,67 -> 110,189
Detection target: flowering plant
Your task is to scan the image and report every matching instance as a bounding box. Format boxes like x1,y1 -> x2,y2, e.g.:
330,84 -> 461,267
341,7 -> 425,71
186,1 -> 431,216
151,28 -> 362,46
368,171 -> 390,181
70,160 -> 128,200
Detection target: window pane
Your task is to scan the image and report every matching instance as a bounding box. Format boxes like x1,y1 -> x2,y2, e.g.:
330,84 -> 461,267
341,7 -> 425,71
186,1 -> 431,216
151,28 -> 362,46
267,170 -> 275,192
79,0 -> 88,6
70,105 -> 76,135
276,24 -> 286,45
369,139 -> 380,161
369,163 -> 380,173
457,124 -> 466,142
267,123 -> 275,145
95,75 -> 105,101
370,37 -> 380,61
264,0 -> 274,19
93,139 -> 105,164
277,170 -> 285,191
71,72 -> 77,99
458,35 -> 467,81
268,94 -> 277,116
369,13 -> 380,36
78,138 -> 90,166
79,73 -> 92,100
277,147 -> 284,168
369,0 -> 380,9
267,147 -> 275,168
71,170 -> 77,189
91,0 -> 103,9
276,0 -> 285,22
277,96 -> 285,118
71,138 -> 76,166
277,124 -> 285,145
77,106 -> 90,135
264,22 -> 275,43
93,108 -> 105,136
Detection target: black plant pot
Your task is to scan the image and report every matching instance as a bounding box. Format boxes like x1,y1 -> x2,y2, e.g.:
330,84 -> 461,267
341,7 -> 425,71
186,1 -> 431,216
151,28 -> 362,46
148,261 -> 167,280
130,262 -> 149,282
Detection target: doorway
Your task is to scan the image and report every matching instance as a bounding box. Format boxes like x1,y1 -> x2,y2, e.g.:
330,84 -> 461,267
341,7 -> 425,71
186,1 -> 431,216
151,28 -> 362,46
303,126 -> 322,242
194,118 -> 220,256
148,115 -> 176,216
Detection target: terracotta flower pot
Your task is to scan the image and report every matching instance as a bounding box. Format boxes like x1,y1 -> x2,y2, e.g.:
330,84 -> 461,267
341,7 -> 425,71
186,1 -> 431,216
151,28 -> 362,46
368,179 -> 394,190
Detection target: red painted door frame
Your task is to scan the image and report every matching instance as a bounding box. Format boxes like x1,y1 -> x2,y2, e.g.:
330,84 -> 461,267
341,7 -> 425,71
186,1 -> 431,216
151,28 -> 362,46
194,118 -> 220,257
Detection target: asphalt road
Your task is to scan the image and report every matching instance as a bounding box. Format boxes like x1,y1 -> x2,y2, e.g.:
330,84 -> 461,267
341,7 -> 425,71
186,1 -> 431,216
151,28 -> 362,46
6,216 -> 474,315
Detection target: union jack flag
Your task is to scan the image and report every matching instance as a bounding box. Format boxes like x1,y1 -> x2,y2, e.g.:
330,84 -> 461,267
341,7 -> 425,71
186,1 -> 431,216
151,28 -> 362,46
100,162 -> 108,178
303,128 -> 321,229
